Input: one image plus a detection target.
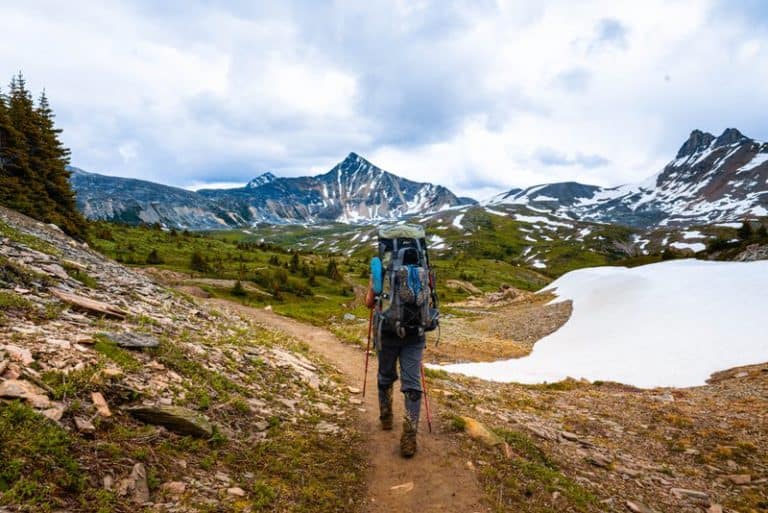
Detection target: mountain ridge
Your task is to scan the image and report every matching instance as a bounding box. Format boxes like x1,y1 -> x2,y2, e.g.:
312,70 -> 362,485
70,128 -> 768,230
488,128 -> 768,227
70,153 -> 473,229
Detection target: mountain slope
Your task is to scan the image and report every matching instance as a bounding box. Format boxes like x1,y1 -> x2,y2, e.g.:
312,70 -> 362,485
199,152 -> 473,223
69,167 -> 244,229
70,154 -> 472,228
489,128 -> 768,228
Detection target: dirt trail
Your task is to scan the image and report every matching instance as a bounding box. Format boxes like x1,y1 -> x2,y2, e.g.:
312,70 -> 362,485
207,299 -> 488,513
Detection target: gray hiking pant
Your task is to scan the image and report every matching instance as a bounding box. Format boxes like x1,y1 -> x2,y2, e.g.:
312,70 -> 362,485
377,331 -> 425,424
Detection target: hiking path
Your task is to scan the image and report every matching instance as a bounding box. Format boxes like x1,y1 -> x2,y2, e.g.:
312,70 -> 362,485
207,299 -> 488,513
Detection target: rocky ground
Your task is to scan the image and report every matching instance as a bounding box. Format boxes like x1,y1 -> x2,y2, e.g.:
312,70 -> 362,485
2,203 -> 766,513
0,206 -> 365,512
422,291 -> 767,513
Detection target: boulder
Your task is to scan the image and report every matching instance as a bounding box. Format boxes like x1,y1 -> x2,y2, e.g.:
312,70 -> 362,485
128,405 -> 213,437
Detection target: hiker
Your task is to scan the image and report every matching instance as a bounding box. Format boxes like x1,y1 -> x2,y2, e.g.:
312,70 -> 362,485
365,247 -> 426,458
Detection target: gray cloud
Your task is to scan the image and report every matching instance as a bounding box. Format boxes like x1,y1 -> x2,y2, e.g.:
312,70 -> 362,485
3,1 -> 768,199
534,148 -> 610,169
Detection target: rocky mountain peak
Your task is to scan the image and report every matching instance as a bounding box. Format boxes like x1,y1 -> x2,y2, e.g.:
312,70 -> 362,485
713,128 -> 749,148
246,172 -> 277,189
676,129 -> 716,158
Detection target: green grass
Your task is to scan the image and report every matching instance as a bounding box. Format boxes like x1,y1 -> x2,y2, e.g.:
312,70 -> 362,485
92,334 -> 142,371
0,219 -> 60,256
481,428 -> 598,512
0,290 -> 35,311
0,401 -> 88,508
62,262 -> 99,288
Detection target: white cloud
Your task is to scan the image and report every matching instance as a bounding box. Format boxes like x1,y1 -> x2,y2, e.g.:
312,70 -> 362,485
2,0 -> 767,200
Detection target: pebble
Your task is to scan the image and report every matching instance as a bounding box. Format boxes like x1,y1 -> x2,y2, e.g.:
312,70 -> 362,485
227,487 -> 246,497
91,392 -> 112,417
74,416 -> 96,434
670,488 -> 709,503
725,474 -> 751,485
626,500 -> 659,513
162,481 -> 186,495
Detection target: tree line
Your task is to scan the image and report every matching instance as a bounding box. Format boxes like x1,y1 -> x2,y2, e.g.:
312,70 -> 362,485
0,73 -> 87,239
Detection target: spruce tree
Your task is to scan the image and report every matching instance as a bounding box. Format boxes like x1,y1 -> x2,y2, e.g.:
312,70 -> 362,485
34,89 -> 88,239
0,74 -> 89,239
7,73 -> 47,217
737,220 -> 753,241
0,89 -> 30,208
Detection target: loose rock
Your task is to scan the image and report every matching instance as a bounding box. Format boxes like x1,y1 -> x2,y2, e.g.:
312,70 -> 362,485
103,332 -> 160,349
91,392 -> 112,417
128,405 -> 213,437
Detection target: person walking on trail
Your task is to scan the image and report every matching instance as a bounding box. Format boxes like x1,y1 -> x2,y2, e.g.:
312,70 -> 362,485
365,248 -> 425,458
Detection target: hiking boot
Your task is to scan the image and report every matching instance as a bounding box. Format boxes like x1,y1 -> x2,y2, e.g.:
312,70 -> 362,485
379,386 -> 393,430
400,418 -> 418,458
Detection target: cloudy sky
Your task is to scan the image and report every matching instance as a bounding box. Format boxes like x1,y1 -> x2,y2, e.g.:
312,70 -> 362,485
2,0 -> 767,199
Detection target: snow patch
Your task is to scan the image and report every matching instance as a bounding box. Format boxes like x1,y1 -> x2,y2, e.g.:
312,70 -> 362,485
436,260 -> 768,388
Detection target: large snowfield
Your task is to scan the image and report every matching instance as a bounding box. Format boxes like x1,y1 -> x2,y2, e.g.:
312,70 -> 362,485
439,259 -> 768,388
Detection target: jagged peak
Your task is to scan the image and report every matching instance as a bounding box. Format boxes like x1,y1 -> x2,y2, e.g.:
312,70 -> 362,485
246,172 -> 277,189
713,128 -> 749,148
676,129 -> 716,159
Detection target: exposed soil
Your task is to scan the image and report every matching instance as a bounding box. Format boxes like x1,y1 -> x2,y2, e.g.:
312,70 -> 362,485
206,298 -> 490,513
429,289 -> 572,364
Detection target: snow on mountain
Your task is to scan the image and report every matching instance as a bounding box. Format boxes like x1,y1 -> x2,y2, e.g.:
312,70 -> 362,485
199,152 -> 474,225
70,154 -> 474,229
246,172 -> 277,189
487,129 -> 768,228
438,259 -> 768,388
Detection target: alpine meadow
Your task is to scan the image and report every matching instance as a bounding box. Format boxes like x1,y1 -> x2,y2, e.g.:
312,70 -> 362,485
1,2 -> 767,513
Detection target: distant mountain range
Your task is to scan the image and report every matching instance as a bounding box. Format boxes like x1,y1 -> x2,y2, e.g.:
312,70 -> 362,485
488,128 -> 768,228
70,129 -> 768,230
70,153 -> 473,230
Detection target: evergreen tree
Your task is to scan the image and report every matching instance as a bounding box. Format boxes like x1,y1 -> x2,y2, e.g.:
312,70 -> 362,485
737,220 -> 753,241
34,89 -> 88,238
231,280 -> 246,297
325,258 -> 341,280
0,89 -> 29,207
0,73 -> 87,239
757,224 -> 768,240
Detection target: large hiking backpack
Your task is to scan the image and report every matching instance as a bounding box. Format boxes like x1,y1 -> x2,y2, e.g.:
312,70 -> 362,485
371,224 -> 439,342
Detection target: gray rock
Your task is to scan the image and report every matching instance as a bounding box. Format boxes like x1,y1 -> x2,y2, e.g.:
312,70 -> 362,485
74,416 -> 96,434
343,313 -> 357,321
129,463 -> 151,504
670,488 -> 709,502
42,263 -> 69,280
103,332 -> 160,349
626,500 -> 659,513
587,453 -> 613,468
128,405 -> 213,437
0,379 -> 50,408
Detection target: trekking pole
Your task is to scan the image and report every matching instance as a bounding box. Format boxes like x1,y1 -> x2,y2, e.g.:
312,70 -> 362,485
420,363 -> 433,433
362,308 -> 373,397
